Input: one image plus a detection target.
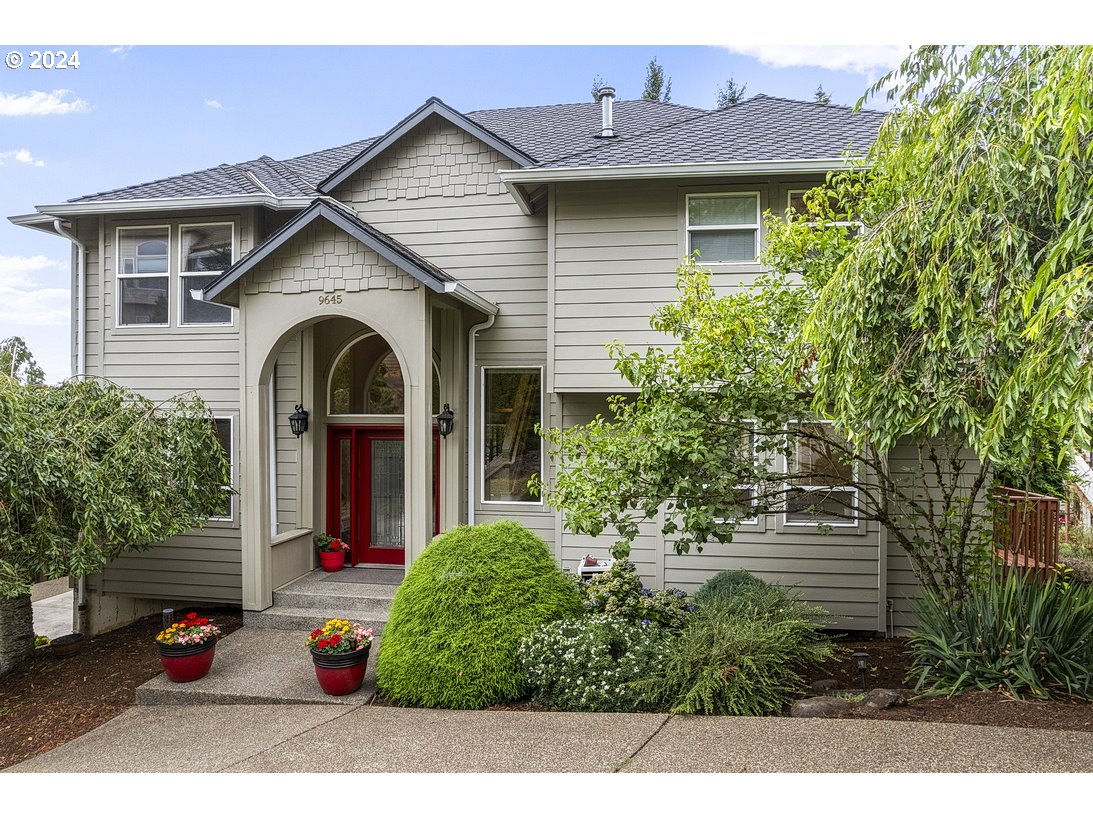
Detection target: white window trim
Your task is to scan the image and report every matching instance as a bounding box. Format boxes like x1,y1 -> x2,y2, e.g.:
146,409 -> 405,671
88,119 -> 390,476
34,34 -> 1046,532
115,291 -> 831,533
178,222 -> 236,327
782,421 -> 859,528
686,192 -> 761,265
209,416 -> 234,523
480,364 -> 544,507
713,420 -> 759,526
116,225 -> 171,328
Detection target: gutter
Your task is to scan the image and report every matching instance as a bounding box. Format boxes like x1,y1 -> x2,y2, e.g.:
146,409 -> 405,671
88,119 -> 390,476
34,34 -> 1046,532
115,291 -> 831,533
31,194 -> 314,217
466,313 -> 496,526
51,218 -> 88,634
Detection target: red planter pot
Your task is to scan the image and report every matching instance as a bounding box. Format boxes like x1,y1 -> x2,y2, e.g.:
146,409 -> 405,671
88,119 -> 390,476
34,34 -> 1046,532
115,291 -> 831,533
311,645 -> 370,696
159,639 -> 217,683
319,551 -> 346,572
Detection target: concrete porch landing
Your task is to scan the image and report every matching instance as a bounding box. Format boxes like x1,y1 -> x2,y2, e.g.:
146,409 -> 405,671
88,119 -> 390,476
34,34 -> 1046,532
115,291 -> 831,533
137,567 -> 399,706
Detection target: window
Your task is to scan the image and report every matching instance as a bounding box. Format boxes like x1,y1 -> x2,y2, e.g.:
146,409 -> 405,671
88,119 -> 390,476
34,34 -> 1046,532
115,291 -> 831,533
784,423 -> 857,525
211,417 -> 233,521
329,334 -> 405,415
118,227 -> 170,325
686,193 -> 760,263
180,224 -> 234,325
482,367 -> 542,504
787,189 -> 862,237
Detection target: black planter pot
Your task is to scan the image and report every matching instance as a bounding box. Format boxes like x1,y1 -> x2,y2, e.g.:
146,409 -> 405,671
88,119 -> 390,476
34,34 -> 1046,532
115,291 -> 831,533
310,643 -> 370,668
158,638 -> 218,658
49,633 -> 85,658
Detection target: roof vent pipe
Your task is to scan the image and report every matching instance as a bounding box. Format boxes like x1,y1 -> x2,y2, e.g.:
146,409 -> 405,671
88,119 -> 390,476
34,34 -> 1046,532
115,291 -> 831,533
595,86 -> 616,138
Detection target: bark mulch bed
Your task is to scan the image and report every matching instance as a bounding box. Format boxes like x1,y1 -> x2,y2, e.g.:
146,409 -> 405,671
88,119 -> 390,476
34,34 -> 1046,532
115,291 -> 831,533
803,634 -> 1093,732
0,607 -> 243,770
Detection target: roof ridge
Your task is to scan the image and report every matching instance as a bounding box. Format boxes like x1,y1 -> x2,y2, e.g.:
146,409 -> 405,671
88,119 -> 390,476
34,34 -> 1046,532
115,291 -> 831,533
743,93 -> 887,116
246,155 -> 318,192
534,107 -> 720,167
467,98 -> 708,116
282,136 -> 380,165
66,160 -> 258,203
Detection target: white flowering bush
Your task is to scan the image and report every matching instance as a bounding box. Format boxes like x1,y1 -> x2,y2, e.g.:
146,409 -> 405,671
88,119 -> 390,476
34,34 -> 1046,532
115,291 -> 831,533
518,614 -> 669,712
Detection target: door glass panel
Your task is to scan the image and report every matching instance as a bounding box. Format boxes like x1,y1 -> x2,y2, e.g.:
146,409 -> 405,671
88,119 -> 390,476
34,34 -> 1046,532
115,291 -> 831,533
371,439 -> 405,549
339,438 -> 352,544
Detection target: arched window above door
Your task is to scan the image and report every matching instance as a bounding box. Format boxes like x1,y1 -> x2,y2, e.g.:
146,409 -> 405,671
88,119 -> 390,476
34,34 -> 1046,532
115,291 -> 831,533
328,334 -> 442,416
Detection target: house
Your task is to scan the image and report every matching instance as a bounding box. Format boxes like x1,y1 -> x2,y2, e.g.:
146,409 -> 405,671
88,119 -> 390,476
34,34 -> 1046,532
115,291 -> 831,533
12,89 -> 912,635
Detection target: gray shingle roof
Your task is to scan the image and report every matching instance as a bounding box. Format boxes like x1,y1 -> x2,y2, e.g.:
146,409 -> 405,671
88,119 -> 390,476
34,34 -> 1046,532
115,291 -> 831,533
535,95 -> 887,168
64,95 -> 885,203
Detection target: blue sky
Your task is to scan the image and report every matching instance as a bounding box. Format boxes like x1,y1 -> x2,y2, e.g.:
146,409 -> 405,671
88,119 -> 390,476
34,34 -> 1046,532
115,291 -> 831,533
1,0 -> 1079,382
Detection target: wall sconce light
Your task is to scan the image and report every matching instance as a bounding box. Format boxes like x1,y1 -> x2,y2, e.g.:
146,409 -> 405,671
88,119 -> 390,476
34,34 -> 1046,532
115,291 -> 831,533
288,404 -> 310,437
436,403 -> 455,438
852,651 -> 870,690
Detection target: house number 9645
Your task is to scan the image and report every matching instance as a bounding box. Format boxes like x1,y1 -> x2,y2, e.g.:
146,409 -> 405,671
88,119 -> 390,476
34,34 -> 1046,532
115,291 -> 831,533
318,294 -> 343,305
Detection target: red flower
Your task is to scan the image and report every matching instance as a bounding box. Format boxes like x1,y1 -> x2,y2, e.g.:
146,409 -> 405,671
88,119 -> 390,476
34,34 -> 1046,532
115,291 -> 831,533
331,634 -> 342,645
310,629 -> 322,638
185,612 -> 198,620
317,639 -> 330,649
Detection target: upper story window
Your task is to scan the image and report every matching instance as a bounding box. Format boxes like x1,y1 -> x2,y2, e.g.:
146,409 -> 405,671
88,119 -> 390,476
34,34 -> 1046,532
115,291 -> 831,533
686,193 -> 760,263
116,224 -> 235,328
181,224 -> 234,325
118,227 -> 170,326
787,189 -> 862,236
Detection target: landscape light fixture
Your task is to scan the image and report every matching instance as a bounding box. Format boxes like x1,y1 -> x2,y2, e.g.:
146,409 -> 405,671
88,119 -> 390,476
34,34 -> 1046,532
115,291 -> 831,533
852,651 -> 870,690
289,404 -> 310,437
436,403 -> 455,438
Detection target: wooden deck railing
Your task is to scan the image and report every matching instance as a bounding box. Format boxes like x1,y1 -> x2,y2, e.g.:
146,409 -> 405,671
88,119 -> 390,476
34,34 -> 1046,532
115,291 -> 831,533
992,487 -> 1061,580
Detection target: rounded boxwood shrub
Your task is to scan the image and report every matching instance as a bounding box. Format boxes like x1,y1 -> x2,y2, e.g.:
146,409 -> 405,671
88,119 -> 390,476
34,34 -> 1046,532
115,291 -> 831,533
519,614 -> 669,712
692,569 -> 769,609
375,521 -> 583,709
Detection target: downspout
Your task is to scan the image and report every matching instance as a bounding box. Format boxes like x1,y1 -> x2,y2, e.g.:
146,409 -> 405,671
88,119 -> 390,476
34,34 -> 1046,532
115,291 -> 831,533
466,313 -> 495,525
53,218 -> 88,633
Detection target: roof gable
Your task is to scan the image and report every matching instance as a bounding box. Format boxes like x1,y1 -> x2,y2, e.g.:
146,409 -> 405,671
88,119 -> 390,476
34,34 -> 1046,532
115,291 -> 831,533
317,97 -> 537,193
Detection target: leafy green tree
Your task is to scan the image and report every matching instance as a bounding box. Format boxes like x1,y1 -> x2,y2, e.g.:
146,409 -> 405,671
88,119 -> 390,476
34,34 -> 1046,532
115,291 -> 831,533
0,375 -> 230,673
716,77 -> 748,108
642,57 -> 672,102
0,337 -> 45,385
540,45 -> 1093,606
813,84 -> 831,104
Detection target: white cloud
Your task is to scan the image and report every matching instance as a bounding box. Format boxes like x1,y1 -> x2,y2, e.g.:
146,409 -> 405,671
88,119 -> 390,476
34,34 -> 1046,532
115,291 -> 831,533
108,46 -> 133,56
205,99 -> 223,109
725,45 -> 913,76
0,255 -> 69,327
0,89 -> 91,116
0,149 -> 45,167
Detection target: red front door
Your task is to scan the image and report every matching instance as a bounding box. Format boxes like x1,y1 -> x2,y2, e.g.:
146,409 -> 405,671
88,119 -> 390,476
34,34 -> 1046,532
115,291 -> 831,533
326,426 -> 439,566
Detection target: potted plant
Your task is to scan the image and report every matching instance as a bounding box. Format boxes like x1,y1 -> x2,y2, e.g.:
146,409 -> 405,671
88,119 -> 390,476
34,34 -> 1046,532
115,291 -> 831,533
156,611 -> 222,682
315,533 -> 350,572
306,618 -> 374,696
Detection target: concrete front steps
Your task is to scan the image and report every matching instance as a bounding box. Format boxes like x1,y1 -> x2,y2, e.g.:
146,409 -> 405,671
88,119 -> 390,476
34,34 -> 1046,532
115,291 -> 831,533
136,567 -> 400,706
242,567 -> 400,635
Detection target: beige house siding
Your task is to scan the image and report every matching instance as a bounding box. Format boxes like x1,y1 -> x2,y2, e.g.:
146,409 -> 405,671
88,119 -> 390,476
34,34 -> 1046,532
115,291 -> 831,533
331,114 -> 553,548
88,209 -> 256,604
273,333 -> 303,534
551,176 -> 825,392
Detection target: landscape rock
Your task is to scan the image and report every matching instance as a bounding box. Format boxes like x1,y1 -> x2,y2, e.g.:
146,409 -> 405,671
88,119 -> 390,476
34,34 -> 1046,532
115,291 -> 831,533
790,696 -> 857,718
858,688 -> 912,711
810,678 -> 838,692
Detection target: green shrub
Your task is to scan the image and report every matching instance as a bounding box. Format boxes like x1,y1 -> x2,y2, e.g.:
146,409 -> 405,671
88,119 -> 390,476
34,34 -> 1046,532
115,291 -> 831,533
581,559 -> 694,630
692,569 -> 769,608
376,521 -> 584,709
908,572 -> 1093,700
519,614 -> 669,712
633,592 -> 835,715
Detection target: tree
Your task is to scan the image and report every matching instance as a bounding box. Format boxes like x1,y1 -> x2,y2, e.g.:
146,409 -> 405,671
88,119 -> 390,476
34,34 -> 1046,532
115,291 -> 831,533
642,57 -> 672,103
538,45 -> 1093,607
590,74 -> 605,101
716,77 -> 748,109
0,374 -> 231,673
813,84 -> 831,104
0,337 -> 45,385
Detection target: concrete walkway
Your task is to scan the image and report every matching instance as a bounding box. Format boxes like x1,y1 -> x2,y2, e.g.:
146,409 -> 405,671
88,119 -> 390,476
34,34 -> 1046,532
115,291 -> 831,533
6,704 -> 1092,773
